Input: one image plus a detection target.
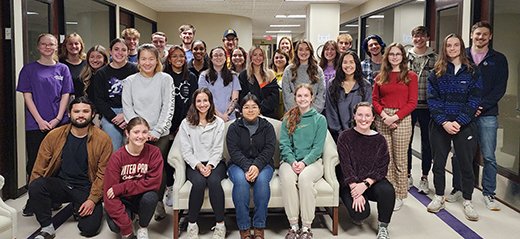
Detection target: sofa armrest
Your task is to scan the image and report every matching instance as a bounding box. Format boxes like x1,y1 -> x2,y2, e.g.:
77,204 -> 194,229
167,134 -> 186,208
0,175 -> 17,239
321,132 -> 340,204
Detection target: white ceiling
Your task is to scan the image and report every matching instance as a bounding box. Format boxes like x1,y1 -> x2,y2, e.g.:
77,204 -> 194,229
136,0 -> 368,39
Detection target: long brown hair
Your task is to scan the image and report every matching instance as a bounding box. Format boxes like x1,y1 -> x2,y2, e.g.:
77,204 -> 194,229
434,33 -> 473,77
284,84 -> 314,135
186,88 -> 217,126
319,40 -> 340,70
376,42 -> 411,85
80,45 -> 109,95
164,45 -> 190,82
205,46 -> 234,86
278,36 -> 294,61
59,32 -> 86,61
290,40 -> 320,84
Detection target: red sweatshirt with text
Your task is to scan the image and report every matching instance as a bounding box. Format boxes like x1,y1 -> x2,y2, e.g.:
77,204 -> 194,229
103,143 -> 164,236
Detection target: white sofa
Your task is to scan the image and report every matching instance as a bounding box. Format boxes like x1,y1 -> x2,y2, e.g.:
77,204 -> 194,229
0,175 -> 17,239
167,117 -> 340,239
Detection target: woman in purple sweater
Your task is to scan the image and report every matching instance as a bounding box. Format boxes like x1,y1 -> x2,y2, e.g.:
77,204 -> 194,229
337,102 -> 395,239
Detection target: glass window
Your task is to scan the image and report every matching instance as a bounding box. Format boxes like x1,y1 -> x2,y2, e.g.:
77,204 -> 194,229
64,0 -> 112,50
134,16 -> 154,42
339,19 -> 359,52
26,0 -> 50,62
493,0 -> 520,176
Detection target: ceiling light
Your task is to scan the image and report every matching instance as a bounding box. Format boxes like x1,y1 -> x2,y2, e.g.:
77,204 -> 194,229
266,30 -> 292,33
27,11 -> 39,15
66,21 -> 78,25
275,15 -> 306,19
344,24 -> 358,27
369,15 -> 384,19
285,0 -> 339,2
270,24 -> 300,28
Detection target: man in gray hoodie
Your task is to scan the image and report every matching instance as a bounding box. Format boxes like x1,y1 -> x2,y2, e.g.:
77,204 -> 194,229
406,26 -> 437,194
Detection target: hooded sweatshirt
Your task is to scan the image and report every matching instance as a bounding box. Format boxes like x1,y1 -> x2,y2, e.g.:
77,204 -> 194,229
407,47 -> 437,109
279,108 -> 327,165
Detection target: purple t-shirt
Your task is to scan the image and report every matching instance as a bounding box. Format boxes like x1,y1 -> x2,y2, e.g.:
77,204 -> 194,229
198,71 -> 241,120
323,65 -> 336,90
16,61 -> 74,130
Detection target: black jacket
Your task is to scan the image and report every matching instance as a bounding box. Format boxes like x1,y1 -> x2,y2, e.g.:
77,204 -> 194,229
226,117 -> 276,171
238,71 -> 280,119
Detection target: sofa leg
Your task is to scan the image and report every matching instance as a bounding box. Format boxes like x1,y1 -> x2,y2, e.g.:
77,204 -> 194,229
332,206 -> 338,236
173,209 -> 179,239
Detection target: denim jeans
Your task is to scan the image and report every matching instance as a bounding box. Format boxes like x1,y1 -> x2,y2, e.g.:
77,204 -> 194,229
228,164 -> 273,230
100,107 -> 125,151
477,116 -> 498,196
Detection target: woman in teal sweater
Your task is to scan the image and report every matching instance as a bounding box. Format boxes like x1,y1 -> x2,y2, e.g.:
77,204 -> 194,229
279,84 -> 327,239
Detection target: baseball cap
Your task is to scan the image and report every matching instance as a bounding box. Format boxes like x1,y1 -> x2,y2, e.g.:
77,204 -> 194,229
223,29 -> 237,38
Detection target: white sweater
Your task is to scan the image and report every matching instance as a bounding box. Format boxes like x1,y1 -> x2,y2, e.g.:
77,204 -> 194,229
122,72 -> 175,138
179,117 -> 225,169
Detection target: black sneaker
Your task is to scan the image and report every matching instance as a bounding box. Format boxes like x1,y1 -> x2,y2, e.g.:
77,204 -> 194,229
52,203 -> 63,211
22,204 -> 34,217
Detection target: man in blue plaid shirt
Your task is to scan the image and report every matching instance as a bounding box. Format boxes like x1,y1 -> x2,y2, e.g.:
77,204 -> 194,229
361,35 -> 386,85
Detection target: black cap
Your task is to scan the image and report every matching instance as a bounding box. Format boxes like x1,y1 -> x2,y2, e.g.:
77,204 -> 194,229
223,29 -> 237,38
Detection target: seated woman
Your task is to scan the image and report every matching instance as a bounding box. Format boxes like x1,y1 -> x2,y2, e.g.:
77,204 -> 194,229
337,102 -> 395,239
179,88 -> 226,239
226,94 -> 276,239
279,84 -> 327,239
104,117 -> 164,239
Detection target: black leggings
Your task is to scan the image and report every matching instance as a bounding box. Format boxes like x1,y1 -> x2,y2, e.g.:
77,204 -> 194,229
106,191 -> 159,233
340,178 -> 395,224
186,162 -> 226,223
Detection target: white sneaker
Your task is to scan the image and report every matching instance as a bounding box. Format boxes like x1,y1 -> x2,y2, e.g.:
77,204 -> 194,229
408,175 -> 413,189
154,201 -> 166,221
211,223 -> 226,239
463,200 -> 479,221
427,195 -> 445,213
417,177 -> 430,194
377,226 -> 390,239
483,195 -> 500,211
136,227 -> 149,239
394,198 -> 403,211
187,223 -> 199,239
164,186 -> 174,207
446,190 -> 463,203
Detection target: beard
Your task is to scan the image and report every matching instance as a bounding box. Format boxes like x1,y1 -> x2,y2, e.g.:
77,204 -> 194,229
71,116 -> 93,128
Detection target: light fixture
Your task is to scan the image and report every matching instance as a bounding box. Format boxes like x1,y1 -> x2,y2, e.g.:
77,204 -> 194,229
270,24 -> 300,28
344,24 -> 358,27
27,11 -> 39,15
285,0 -> 339,2
275,14 -> 306,19
368,15 -> 384,19
266,30 -> 292,33
66,21 -> 78,25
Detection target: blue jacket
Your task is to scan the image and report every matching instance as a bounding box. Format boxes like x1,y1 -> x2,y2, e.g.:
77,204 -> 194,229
427,62 -> 482,126
465,48 -> 508,116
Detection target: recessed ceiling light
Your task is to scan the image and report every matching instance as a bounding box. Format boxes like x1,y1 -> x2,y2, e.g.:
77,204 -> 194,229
66,21 -> 78,25
285,0 -> 339,2
344,24 -> 358,27
270,24 -> 300,28
27,11 -> 39,15
275,15 -> 306,19
369,15 -> 385,19
266,30 -> 292,33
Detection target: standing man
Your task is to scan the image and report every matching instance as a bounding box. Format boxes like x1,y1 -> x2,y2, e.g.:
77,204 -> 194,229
28,96 -> 113,238
121,28 -> 140,63
406,26 -> 437,194
222,28 -> 238,69
449,21 -> 508,211
179,24 -> 196,63
151,31 -> 168,63
361,35 -> 386,85
337,33 -> 353,53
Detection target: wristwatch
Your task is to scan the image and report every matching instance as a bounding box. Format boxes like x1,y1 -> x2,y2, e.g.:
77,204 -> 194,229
363,180 -> 370,188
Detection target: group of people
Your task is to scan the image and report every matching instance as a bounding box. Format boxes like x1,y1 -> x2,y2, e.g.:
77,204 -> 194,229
16,20 -> 507,239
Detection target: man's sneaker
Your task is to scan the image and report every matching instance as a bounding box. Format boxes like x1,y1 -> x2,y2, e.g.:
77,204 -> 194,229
164,186 -> 174,207
154,201 -> 166,221
377,226 -> 390,239
417,177 -> 430,194
483,195 -> 501,211
393,198 -> 403,211
136,227 -> 149,239
427,195 -> 445,213
408,175 -> 413,189
463,200 -> 479,221
211,223 -> 226,239
285,228 -> 299,239
446,190 -> 463,203
22,204 -> 34,217
299,227 -> 313,239
187,223 -> 199,239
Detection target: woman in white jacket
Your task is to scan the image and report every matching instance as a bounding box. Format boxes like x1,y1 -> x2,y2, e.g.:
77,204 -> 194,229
179,88 -> 226,239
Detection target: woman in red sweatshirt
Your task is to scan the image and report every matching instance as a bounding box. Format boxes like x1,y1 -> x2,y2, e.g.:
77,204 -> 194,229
104,117 -> 164,239
372,43 -> 418,211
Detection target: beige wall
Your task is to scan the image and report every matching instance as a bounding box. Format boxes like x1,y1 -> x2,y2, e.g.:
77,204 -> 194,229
107,0 -> 157,21
306,3 -> 340,52
157,12 -> 253,51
